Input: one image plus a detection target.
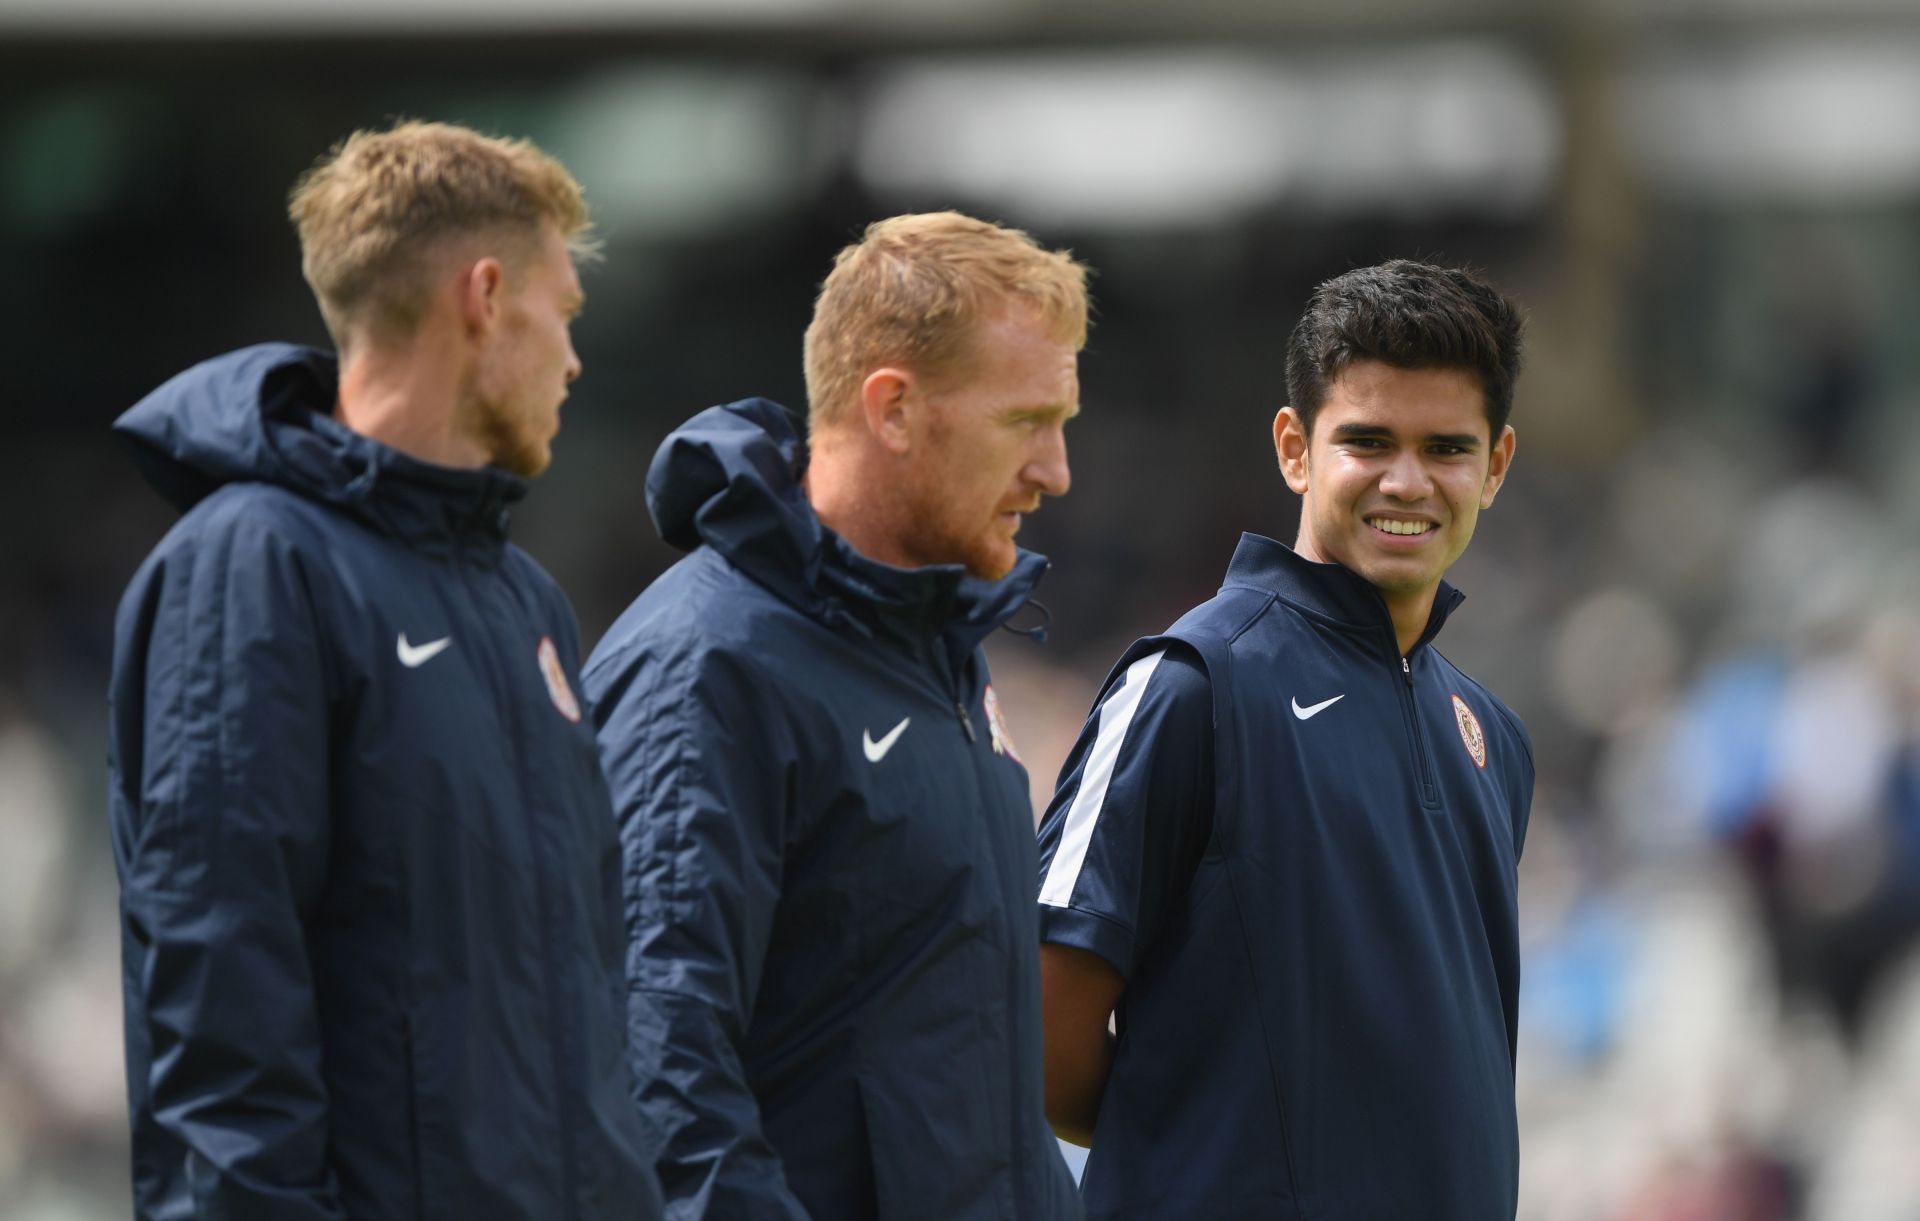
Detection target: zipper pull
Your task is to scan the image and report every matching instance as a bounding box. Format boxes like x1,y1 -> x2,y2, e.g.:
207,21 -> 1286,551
1402,656 -> 1413,687
955,701 -> 978,743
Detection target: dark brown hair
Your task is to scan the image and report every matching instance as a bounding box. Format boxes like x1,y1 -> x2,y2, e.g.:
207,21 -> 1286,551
1285,260 -> 1524,436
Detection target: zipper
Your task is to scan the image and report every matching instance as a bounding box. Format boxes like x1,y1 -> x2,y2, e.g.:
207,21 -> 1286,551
928,636 -> 1025,1204
403,1014 -> 426,1219
1398,654 -> 1440,809
460,559 -> 582,1213
916,636 -> 978,743
978,724 -> 1026,1213
956,668 -> 1024,1211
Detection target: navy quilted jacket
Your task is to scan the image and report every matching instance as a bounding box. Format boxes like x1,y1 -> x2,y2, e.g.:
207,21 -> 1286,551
107,344 -> 663,1220
585,400 -> 1081,1220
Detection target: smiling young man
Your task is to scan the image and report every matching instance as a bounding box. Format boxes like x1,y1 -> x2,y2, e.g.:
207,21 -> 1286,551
107,122 -> 661,1219
586,212 -> 1087,1219
1036,261 -> 1532,1219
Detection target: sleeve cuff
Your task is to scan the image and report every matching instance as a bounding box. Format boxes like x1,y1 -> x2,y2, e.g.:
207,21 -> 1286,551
1038,904 -> 1136,983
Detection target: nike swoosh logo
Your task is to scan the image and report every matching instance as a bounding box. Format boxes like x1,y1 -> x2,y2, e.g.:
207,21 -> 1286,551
397,633 -> 453,668
1291,694 -> 1345,720
863,717 -> 911,763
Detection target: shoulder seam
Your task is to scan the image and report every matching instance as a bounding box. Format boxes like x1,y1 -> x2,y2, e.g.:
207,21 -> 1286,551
1201,585 -> 1280,648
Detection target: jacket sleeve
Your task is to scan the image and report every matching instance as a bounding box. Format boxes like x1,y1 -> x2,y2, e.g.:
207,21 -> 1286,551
587,638 -> 813,1221
107,506 -> 346,1219
1036,642 -> 1215,981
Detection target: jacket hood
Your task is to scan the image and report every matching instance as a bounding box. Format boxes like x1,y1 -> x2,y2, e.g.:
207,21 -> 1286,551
115,343 -> 527,556
647,398 -> 1046,648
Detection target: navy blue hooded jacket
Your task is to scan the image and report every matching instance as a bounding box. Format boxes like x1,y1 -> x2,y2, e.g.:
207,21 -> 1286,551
584,400 -> 1081,1220
1038,534 -> 1532,1219
107,344 -> 663,1220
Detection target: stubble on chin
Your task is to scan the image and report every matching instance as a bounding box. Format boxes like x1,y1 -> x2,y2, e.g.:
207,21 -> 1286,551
484,423 -> 544,478
468,391 -> 554,479
891,483 -> 1007,577
502,442 -> 551,479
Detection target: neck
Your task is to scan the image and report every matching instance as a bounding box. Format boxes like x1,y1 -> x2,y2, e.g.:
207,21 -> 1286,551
334,337 -> 486,470
1383,586 -> 1438,658
806,430 -> 917,568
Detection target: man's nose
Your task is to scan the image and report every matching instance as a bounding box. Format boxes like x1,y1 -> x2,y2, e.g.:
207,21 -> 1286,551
1378,449 -> 1432,500
1027,427 -> 1071,497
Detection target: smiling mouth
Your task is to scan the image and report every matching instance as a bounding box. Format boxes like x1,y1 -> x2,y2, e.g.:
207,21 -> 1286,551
1367,516 -> 1435,537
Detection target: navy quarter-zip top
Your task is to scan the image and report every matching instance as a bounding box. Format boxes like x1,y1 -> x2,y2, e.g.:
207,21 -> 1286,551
1038,532 -> 1532,1220
586,399 -> 1082,1220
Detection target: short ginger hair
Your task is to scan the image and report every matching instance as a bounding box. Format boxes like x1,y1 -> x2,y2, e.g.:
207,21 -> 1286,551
288,120 -> 595,350
803,212 -> 1089,431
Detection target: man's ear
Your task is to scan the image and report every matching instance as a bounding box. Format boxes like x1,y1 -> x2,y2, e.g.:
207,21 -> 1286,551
459,256 -> 507,336
859,367 -> 916,454
1274,407 -> 1311,495
1480,424 -> 1516,509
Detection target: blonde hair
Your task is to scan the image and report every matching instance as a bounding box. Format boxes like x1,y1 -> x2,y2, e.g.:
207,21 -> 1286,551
288,119 -> 595,348
803,212 -> 1089,430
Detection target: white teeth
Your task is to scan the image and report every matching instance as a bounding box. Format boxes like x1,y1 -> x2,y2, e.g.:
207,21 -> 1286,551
1369,518 -> 1432,536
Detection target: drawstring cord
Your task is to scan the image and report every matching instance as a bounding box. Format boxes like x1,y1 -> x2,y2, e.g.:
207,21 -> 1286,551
999,598 -> 1052,645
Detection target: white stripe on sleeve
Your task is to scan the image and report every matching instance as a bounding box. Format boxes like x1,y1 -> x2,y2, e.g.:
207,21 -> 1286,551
1038,649 -> 1167,909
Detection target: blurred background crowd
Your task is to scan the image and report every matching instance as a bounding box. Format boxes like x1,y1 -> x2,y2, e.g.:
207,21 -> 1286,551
5,0 -> 1920,1217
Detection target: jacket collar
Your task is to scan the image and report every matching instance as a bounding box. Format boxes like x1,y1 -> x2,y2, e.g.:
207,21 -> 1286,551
116,343 -> 524,562
1223,531 -> 1464,656
817,534 -> 1049,655
647,398 -> 1046,650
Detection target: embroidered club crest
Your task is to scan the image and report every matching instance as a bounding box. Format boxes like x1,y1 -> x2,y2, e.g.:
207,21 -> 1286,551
983,684 -> 1022,763
537,635 -> 582,723
1452,693 -> 1486,769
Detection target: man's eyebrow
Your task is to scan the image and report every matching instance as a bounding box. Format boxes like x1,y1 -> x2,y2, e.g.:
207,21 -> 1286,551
1329,423 -> 1393,440
1008,401 -> 1080,421
1327,423 -> 1481,449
